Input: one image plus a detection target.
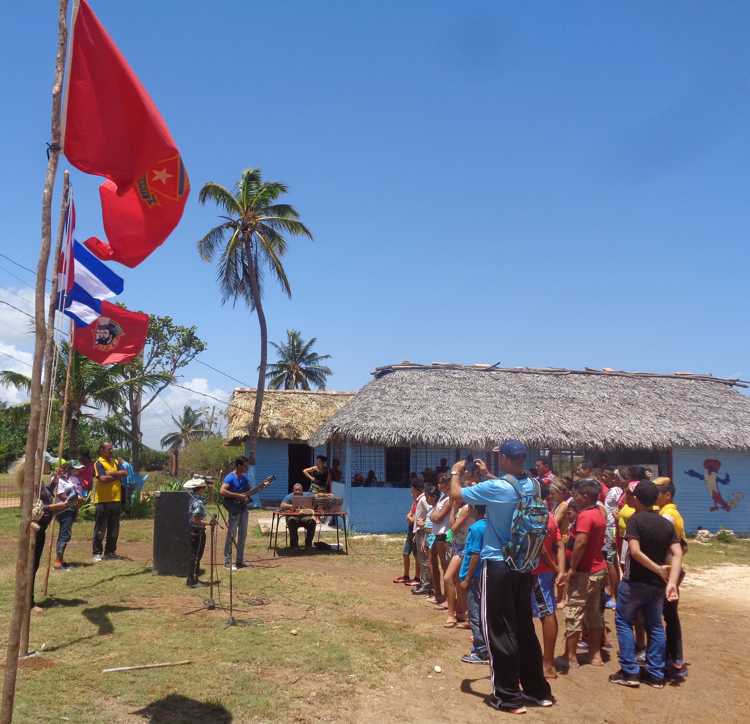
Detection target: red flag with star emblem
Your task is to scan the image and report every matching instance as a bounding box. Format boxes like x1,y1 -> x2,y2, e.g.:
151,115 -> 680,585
62,0 -> 189,268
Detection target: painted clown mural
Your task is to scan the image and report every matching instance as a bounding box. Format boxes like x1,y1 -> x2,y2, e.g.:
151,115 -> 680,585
685,458 -> 744,512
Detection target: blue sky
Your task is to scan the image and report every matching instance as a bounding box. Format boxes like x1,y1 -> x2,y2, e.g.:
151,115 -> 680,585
1,1 -> 749,445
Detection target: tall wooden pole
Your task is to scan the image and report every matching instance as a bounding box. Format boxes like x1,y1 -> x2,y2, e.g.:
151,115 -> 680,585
1,1 -> 69,721
22,172 -> 71,638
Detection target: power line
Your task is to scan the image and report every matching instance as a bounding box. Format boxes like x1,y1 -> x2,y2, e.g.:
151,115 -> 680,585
192,359 -> 252,388
169,382 -> 251,416
0,299 -> 69,338
0,262 -> 36,288
0,253 -> 53,286
0,350 -> 33,369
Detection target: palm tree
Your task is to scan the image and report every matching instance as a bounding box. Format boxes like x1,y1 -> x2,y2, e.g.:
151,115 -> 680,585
0,342 -> 163,451
197,168 -> 312,465
160,405 -> 209,475
266,329 -> 332,390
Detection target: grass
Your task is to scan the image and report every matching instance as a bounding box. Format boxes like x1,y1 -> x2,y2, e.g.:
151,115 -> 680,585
0,508 -> 432,723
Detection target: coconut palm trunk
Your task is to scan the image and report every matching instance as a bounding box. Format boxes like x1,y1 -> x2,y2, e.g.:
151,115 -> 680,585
245,240 -> 267,466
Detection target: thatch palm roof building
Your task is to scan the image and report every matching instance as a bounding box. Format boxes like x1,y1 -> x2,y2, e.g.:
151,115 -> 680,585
226,388 -> 354,502
310,363 -> 750,534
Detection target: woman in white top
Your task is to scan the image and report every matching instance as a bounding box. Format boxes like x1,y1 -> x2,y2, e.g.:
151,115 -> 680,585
428,475 -> 453,608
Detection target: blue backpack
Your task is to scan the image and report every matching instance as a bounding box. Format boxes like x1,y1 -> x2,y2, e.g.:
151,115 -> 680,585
501,474 -> 549,572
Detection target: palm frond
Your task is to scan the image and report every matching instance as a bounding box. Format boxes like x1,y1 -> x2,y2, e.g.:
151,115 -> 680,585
198,182 -> 241,216
0,370 -> 32,393
197,223 -> 230,262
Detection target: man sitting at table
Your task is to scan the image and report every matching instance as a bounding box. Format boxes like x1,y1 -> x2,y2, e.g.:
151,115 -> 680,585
280,483 -> 317,549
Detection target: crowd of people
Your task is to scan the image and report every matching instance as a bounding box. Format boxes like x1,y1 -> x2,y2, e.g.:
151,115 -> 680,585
394,443 -> 688,713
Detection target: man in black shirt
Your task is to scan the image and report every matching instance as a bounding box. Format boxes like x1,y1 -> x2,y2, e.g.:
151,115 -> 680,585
610,479 -> 682,689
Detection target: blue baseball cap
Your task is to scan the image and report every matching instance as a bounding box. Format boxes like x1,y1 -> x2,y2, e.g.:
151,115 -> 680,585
492,439 -> 528,459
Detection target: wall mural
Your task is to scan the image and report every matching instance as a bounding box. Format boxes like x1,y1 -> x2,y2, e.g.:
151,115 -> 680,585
684,459 -> 744,512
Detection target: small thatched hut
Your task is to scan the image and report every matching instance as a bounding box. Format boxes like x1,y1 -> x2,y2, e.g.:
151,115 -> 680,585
226,388 -> 354,501
310,363 -> 750,533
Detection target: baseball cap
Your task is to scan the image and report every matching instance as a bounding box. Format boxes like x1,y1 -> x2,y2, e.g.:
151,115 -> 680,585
652,476 -> 671,487
633,479 -> 659,505
492,439 -> 528,460
69,460 -> 85,470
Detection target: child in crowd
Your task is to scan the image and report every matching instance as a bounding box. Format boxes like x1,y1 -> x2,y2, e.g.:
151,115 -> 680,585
443,476 -> 476,628
654,477 -> 688,682
412,485 -> 436,596
610,480 -> 682,689
459,505 -> 488,664
425,485 -> 445,604
48,460 -> 82,570
395,479 -> 422,585
532,510 -> 565,679
563,479 -> 607,669
430,474 -> 455,613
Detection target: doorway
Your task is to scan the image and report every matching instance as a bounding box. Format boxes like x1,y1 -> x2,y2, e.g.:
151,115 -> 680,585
288,443 -> 313,492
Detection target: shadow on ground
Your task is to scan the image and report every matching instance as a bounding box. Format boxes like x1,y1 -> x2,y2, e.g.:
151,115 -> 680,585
134,694 -> 232,723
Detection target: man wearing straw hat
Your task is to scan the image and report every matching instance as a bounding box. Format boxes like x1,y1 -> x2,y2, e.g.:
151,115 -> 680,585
183,478 -> 209,588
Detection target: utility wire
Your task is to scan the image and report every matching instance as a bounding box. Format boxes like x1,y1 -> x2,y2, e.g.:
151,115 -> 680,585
0,350 -> 33,369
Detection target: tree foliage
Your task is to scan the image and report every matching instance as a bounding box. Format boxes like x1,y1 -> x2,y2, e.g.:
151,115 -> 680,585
266,329 -> 332,390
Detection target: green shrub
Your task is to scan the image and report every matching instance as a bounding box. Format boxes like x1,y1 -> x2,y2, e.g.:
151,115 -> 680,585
180,437 -> 244,479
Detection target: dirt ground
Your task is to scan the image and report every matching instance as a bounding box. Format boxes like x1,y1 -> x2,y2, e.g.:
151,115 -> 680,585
6,524 -> 750,723
301,556 -> 750,724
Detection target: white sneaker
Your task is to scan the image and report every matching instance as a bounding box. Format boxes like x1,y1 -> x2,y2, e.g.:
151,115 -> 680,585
92,554 -> 103,562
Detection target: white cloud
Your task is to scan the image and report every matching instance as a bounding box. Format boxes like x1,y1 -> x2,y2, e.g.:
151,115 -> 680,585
0,342 -> 32,405
140,376 -> 230,449
0,286 -> 36,347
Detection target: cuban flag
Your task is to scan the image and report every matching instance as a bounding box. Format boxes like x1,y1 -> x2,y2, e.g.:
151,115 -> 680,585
62,241 -> 124,328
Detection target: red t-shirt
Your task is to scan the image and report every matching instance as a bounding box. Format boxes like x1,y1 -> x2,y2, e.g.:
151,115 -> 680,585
572,505 -> 606,573
534,512 -> 561,574
598,480 -> 609,503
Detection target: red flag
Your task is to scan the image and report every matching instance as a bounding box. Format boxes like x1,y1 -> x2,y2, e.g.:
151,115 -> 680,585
63,0 -> 189,268
72,301 -> 149,365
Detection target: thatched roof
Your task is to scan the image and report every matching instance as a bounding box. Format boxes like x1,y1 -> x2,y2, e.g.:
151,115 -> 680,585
225,388 -> 355,445
310,363 -> 750,451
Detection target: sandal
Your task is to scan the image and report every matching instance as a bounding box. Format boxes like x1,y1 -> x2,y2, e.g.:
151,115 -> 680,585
444,617 -> 458,628
393,576 -> 409,583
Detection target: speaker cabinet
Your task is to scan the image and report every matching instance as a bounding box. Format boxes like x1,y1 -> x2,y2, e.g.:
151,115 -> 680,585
152,491 -> 191,576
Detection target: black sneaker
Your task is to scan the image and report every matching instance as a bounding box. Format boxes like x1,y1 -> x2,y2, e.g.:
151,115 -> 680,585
641,672 -> 665,689
487,695 -> 526,714
609,670 -> 640,688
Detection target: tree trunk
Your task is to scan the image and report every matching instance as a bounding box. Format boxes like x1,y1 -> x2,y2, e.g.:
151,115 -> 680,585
129,376 -> 143,469
244,238 -> 267,467
1,2 -> 69,720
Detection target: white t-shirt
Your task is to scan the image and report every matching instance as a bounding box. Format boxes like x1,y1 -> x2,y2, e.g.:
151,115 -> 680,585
55,475 -> 80,507
413,494 -> 432,534
431,494 -> 452,536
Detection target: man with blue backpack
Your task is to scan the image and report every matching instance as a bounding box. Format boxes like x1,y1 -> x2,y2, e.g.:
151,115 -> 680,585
450,439 -> 553,714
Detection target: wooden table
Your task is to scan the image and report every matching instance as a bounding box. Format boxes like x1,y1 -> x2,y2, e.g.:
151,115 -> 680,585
268,510 -> 349,556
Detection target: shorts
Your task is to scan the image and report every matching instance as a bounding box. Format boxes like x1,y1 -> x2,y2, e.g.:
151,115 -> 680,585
452,542 -> 465,557
403,530 -> 415,556
565,570 -> 606,635
531,572 -> 556,618
426,533 -> 436,549
434,533 -> 448,543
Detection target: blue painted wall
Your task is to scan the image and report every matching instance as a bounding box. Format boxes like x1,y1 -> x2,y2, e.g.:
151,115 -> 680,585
349,486 -> 414,534
248,439 -> 291,503
672,447 -> 750,533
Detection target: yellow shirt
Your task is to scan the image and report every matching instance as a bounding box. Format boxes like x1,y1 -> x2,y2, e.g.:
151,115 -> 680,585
617,504 -> 636,538
93,456 -> 122,504
660,502 -> 686,542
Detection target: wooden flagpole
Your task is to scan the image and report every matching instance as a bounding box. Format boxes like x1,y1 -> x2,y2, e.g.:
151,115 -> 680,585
0,0 -> 70,721
19,173 -> 72,655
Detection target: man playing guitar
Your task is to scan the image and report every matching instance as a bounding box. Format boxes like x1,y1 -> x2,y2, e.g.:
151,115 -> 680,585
220,456 -> 273,570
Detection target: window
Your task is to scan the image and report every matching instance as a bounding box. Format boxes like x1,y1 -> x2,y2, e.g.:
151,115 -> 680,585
385,447 -> 411,487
